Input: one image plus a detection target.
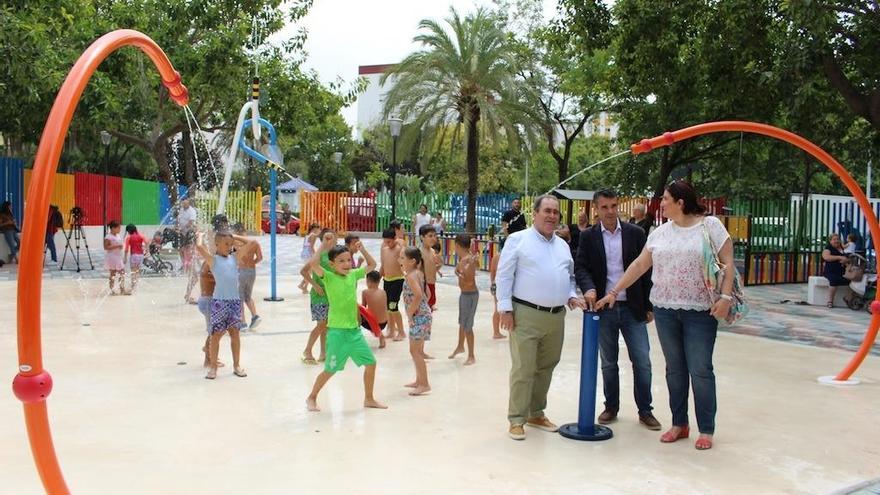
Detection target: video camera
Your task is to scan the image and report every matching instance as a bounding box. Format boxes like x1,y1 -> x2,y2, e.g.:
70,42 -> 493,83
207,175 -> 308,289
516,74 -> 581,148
70,206 -> 84,226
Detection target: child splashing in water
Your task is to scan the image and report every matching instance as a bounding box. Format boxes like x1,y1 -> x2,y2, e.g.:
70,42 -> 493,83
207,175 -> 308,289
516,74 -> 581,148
104,221 -> 127,295
305,243 -> 386,412
401,246 -> 433,396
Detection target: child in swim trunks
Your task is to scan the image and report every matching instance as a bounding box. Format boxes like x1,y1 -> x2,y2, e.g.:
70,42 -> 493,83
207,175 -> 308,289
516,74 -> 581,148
401,246 -> 433,396
300,228 -> 336,364
449,234 -> 479,365
196,230 -> 246,380
380,227 -> 406,341
361,270 -> 388,349
305,243 -> 386,412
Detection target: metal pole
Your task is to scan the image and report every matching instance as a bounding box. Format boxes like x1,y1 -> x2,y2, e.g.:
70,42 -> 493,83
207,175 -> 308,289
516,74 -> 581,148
102,144 -> 109,236
264,166 -> 283,302
867,158 -> 873,199
559,311 -> 613,441
391,135 -> 398,221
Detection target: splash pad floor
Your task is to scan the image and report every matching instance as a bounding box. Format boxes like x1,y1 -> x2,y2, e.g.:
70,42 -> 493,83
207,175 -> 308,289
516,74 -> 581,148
1,237 -> 879,494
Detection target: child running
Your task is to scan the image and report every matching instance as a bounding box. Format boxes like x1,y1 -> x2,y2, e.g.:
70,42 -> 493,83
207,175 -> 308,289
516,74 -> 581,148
449,234 -> 479,365
401,247 -> 433,395
232,223 -> 263,330
301,228 -> 336,364
298,223 -> 321,293
419,225 -> 440,311
305,242 -> 386,412
104,221 -> 127,295
196,231 -> 246,380
123,224 -> 146,293
380,227 -> 406,341
361,270 -> 388,349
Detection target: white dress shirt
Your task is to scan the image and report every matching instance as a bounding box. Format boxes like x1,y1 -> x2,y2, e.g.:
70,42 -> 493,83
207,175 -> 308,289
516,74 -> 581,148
496,227 -> 578,312
601,220 -> 626,301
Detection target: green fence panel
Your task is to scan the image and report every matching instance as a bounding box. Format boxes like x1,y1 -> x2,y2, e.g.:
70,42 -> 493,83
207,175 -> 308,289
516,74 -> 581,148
122,178 -> 160,225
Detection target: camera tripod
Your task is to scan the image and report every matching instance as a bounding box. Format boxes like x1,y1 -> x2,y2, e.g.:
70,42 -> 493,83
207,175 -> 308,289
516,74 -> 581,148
60,214 -> 94,272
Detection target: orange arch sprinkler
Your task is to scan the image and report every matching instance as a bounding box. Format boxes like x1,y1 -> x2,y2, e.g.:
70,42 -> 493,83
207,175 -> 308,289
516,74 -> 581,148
632,121 -> 879,386
11,30 -> 187,494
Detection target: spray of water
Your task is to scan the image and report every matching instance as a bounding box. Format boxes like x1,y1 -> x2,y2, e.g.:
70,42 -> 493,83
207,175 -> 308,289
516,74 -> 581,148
544,149 -> 632,195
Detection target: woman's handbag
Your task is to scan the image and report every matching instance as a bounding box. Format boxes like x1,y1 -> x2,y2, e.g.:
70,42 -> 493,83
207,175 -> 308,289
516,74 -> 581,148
702,223 -> 749,324
844,254 -> 866,281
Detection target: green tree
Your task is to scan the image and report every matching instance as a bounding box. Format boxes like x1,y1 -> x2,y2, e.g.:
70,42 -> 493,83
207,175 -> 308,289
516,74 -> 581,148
382,7 -> 526,232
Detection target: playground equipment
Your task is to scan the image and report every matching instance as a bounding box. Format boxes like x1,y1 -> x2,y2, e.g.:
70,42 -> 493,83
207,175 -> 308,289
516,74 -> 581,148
629,121 -> 880,385
238,117 -> 284,302
559,312 -> 613,442
12,29 -> 188,494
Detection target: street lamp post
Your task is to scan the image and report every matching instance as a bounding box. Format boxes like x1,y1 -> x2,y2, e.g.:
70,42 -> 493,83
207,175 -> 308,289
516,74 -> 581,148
333,151 -> 343,182
100,131 -> 111,236
387,117 -> 402,221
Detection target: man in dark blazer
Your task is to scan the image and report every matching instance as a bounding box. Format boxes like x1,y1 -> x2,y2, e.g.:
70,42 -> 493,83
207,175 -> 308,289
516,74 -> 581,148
575,189 -> 660,430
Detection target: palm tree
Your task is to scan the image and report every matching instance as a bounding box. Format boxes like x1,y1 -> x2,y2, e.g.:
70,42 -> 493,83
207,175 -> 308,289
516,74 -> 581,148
382,7 -> 526,233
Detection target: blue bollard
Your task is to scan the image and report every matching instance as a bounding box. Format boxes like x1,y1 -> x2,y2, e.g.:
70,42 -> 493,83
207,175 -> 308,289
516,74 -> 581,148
559,311 -> 613,441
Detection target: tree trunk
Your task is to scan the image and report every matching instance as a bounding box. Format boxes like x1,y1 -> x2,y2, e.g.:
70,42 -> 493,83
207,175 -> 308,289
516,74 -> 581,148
465,113 -> 480,233
653,146 -> 674,198
182,129 -> 195,187
153,141 -> 178,206
557,156 -> 568,187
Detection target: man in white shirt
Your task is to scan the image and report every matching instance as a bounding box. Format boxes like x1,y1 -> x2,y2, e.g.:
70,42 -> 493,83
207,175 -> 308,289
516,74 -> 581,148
496,194 -> 585,441
412,204 -> 432,239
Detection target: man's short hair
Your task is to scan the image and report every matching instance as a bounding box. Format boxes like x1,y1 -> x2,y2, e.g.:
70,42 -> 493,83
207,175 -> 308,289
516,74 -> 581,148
419,224 -> 436,237
592,189 -> 617,203
532,194 -> 558,212
454,233 -> 472,249
381,228 -> 396,240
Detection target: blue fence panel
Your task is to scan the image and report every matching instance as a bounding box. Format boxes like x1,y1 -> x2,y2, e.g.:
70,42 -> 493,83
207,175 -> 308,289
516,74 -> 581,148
0,157 -> 24,225
159,183 -> 189,225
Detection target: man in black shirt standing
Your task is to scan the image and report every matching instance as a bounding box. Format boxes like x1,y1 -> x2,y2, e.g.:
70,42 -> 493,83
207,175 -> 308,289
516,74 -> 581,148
501,198 -> 527,235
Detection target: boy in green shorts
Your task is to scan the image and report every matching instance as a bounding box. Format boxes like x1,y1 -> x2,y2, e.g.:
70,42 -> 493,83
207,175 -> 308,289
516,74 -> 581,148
306,242 -> 388,412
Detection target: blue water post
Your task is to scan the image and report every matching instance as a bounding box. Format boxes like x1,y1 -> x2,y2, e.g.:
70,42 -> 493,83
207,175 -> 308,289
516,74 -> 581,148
559,311 -> 613,441
264,165 -> 283,302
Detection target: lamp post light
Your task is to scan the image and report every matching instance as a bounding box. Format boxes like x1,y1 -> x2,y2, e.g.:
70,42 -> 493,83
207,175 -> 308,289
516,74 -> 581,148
100,130 -> 111,236
333,151 -> 343,181
387,116 -> 403,221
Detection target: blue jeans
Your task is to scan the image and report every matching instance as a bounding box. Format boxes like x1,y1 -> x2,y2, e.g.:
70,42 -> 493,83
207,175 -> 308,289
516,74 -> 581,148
3,229 -> 20,258
45,231 -> 57,262
653,307 -> 719,434
598,302 -> 653,415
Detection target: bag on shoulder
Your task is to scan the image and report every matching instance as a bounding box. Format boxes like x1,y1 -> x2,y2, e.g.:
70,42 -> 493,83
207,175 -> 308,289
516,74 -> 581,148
701,222 -> 748,324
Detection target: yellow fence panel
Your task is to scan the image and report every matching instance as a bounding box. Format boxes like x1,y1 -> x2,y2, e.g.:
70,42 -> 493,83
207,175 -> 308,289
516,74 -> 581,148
23,169 -> 76,222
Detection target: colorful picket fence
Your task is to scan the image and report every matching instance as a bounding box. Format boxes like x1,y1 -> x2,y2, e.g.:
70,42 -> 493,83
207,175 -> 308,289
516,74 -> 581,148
22,168 -> 77,226
1,158 -> 25,224
744,251 -> 825,286
193,188 -> 262,232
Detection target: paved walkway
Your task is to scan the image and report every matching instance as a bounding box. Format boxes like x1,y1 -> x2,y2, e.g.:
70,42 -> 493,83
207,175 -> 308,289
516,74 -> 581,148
3,235 -> 878,356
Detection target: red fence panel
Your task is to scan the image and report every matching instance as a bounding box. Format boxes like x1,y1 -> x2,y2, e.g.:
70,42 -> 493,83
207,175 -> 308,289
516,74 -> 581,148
345,193 -> 377,232
74,172 -> 121,226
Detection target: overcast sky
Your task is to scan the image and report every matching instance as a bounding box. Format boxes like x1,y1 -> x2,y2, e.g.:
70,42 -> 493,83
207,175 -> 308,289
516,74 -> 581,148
272,0 -> 558,129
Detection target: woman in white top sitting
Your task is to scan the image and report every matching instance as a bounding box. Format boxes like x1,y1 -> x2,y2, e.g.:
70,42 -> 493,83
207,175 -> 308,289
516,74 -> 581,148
596,180 -> 734,451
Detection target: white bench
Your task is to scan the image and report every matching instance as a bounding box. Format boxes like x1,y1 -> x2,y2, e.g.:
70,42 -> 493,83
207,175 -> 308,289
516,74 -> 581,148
807,276 -> 849,306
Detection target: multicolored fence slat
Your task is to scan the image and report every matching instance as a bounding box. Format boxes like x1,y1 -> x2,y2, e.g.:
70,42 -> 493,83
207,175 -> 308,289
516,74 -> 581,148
745,251 -> 824,285
23,169 -> 77,227
300,191 -> 348,234
159,183 -> 188,224
0,157 -> 24,225
122,178 -> 160,225
74,172 -> 121,226
193,188 -> 261,232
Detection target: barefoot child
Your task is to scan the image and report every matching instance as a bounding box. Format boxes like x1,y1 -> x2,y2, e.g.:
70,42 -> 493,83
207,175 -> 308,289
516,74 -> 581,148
298,223 -> 321,293
431,242 -> 444,278
197,261 -> 224,369
300,228 -> 336,364
380,228 -> 406,341
104,221 -> 127,295
196,231 -> 247,380
305,243 -> 386,412
345,234 -> 365,268
419,225 -> 439,310
449,234 -> 478,365
361,270 -> 388,349
123,224 -> 146,293
489,238 -> 506,339
401,247 -> 433,395
232,223 -> 263,330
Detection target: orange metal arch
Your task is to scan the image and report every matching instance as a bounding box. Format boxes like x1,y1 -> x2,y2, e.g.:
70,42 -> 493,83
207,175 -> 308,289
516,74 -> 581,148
13,30 -> 188,494
631,121 -> 880,381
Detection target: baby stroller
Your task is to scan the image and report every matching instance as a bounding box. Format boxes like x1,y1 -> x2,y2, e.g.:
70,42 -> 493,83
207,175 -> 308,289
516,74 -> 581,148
845,253 -> 876,312
142,230 -> 175,274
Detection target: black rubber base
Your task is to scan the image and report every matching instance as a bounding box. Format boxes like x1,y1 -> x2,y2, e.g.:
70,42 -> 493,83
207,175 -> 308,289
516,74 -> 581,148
558,423 -> 613,441
263,297 -> 285,302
